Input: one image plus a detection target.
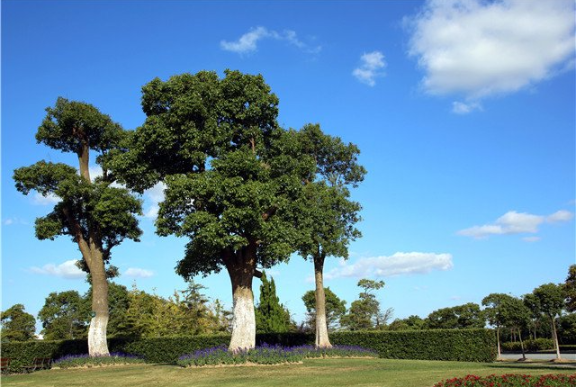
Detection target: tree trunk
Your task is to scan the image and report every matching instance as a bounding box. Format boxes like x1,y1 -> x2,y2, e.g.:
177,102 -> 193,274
88,251 -> 110,357
518,328 -> 526,360
227,249 -> 256,352
496,327 -> 502,360
314,254 -> 332,348
551,316 -> 562,360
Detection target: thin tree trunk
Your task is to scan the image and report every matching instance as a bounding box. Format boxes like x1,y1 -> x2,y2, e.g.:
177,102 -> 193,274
496,327 -> 502,360
551,316 -> 562,360
227,248 -> 256,352
314,254 -> 332,348
88,251 -> 110,357
518,328 -> 526,360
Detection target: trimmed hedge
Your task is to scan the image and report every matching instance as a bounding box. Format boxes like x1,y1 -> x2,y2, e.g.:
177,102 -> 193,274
1,329 -> 496,371
331,329 -> 497,362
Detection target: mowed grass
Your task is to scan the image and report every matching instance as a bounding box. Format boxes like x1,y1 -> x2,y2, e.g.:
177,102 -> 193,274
2,358 -> 575,387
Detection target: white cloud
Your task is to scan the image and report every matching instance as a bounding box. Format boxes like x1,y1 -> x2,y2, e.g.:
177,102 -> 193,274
408,0 -> 575,100
4,219 -> 14,225
452,101 -> 482,114
523,236 -> 541,243
143,182 -> 166,219
30,260 -> 85,279
352,51 -> 386,86
32,192 -> 60,205
458,209 -> 574,239
124,268 -> 154,278
221,26 -> 321,54
324,252 -> 453,280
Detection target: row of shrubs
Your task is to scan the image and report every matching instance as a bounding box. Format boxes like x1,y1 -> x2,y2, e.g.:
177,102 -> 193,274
434,374 -> 576,387
1,329 -> 497,372
501,338 -> 555,352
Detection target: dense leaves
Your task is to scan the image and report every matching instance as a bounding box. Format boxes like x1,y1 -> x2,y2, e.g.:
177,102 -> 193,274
302,287 -> 347,331
0,304 -> 36,342
255,272 -> 294,333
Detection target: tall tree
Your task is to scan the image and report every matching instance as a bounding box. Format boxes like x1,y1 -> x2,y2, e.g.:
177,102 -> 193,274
38,290 -> 87,340
84,282 -> 130,337
13,98 -> 142,356
295,124 -> 365,347
483,293 -> 514,359
564,264 -> 576,312
109,71 -> 314,350
255,272 -> 293,333
302,287 -> 346,332
501,296 -> 531,360
340,279 -> 386,331
1,304 -> 36,342
529,283 -> 565,360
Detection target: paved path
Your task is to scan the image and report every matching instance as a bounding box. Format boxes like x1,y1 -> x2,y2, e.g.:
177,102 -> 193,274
500,353 -> 576,361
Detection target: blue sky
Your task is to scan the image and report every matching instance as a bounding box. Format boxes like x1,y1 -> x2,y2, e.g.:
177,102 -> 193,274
2,0 -> 575,331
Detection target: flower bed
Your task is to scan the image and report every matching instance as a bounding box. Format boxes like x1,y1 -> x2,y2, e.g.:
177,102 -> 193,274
433,374 -> 576,387
53,352 -> 145,369
177,344 -> 378,367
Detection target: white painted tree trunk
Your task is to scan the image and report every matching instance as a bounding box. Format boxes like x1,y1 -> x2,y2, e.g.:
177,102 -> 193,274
229,288 -> 256,352
314,256 -> 332,348
88,315 -> 110,357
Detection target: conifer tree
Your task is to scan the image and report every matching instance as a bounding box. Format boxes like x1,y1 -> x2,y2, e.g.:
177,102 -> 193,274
255,272 -> 293,333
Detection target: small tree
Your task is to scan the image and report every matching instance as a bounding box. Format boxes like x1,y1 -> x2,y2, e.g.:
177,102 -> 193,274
13,98 -> 142,355
302,287 -> 346,332
1,304 -> 36,342
38,290 -> 87,340
340,279 -> 386,330
255,272 -> 293,333
483,293 -> 513,359
501,296 -> 531,360
530,283 -> 565,360
564,264 -> 576,312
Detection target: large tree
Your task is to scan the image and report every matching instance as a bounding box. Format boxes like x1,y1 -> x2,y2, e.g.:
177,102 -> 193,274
1,304 -> 36,342
295,124 -> 365,347
109,70 -> 315,350
13,98 -> 142,356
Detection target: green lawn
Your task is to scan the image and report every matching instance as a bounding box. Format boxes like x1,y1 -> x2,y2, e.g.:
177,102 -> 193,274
2,358 -> 575,387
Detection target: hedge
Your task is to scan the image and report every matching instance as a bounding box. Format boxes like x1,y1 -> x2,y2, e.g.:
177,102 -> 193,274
1,329 -> 496,372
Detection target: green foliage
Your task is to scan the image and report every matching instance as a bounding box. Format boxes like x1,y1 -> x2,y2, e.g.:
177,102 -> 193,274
501,338 -> 554,351
1,304 -> 36,342
340,279 -> 387,330
302,287 -> 347,331
255,272 -> 294,333
1,329 -> 496,367
388,315 -> 425,331
558,313 -> 576,344
38,290 -> 87,340
426,303 -> 485,329
84,283 -> 130,337
531,283 -> 565,319
565,265 -> 576,312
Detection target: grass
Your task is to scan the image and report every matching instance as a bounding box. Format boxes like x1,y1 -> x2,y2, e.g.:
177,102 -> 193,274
2,358 -> 575,387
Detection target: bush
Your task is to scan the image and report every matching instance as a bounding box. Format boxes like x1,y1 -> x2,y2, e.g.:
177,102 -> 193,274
501,339 -> 554,352
176,344 -> 378,367
331,329 -> 496,362
433,374 -> 576,387
1,328 -> 496,370
53,352 -> 144,369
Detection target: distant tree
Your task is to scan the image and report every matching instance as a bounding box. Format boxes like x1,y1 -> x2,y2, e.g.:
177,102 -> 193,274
501,296 -> 531,360
1,304 -> 36,342
302,287 -> 346,332
340,279 -> 386,331
483,293 -> 514,359
295,124 -> 365,347
529,283 -> 565,360
38,290 -> 87,340
109,71 -> 315,350
255,272 -> 293,333
558,313 -> 576,344
13,98 -> 142,356
388,315 -> 425,331
564,265 -> 576,312
426,303 -> 484,330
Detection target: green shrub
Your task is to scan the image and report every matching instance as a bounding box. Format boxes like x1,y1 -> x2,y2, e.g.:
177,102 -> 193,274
501,338 -> 554,352
434,374 -> 576,387
1,329 -> 496,370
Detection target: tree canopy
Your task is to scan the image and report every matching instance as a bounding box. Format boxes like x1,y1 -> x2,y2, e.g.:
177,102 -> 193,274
1,304 -> 36,342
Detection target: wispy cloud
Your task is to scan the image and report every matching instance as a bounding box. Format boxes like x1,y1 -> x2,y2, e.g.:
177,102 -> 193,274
407,0 -> 575,108
352,51 -> 386,86
143,182 -> 166,219
124,267 -> 154,278
324,252 -> 453,280
221,26 -> 321,54
30,260 -> 85,279
458,210 -> 574,239
452,101 -> 482,115
32,192 -> 60,205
